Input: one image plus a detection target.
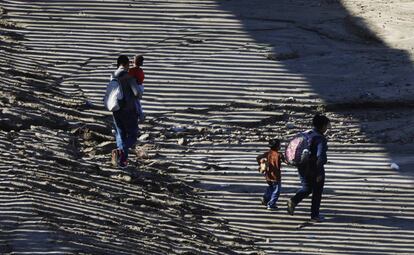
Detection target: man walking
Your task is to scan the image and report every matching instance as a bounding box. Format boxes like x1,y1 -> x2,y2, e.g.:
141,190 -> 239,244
111,55 -> 143,168
287,114 -> 330,222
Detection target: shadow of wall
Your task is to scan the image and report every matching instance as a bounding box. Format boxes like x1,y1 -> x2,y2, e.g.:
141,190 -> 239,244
217,0 -> 414,175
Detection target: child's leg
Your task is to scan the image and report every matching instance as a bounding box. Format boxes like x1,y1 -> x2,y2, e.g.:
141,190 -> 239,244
136,100 -> 145,122
263,184 -> 272,205
267,182 -> 281,208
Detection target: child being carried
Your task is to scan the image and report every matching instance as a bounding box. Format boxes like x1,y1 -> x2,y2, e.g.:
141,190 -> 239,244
128,54 -> 145,123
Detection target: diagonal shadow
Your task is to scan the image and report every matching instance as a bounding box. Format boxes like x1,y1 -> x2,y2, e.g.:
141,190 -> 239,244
216,0 -> 414,177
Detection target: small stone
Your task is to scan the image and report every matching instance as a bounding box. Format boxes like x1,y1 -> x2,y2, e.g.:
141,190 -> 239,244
121,175 -> 132,182
138,133 -> 150,141
390,163 -> 400,170
85,100 -> 94,108
135,148 -> 149,159
286,123 -> 295,129
172,126 -> 186,132
286,96 -> 295,102
177,137 -> 187,145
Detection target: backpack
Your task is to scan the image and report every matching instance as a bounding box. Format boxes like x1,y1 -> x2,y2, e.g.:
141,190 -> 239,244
103,78 -> 123,112
285,130 -> 319,166
119,76 -> 138,111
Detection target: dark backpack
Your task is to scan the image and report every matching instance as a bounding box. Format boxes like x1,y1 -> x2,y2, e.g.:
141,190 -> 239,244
285,130 -> 319,166
118,74 -> 137,111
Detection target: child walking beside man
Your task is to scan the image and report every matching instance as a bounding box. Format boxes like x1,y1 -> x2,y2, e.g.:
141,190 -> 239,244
257,138 -> 285,210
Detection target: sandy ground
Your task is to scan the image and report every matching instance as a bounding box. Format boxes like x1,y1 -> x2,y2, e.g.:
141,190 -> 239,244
1,0 -> 414,254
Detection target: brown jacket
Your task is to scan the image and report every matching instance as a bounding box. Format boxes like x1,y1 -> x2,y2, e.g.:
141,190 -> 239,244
256,150 -> 283,183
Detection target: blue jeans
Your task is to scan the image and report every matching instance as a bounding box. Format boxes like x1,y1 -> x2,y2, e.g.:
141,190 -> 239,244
113,109 -> 139,160
263,181 -> 281,208
135,100 -> 145,122
291,170 -> 325,218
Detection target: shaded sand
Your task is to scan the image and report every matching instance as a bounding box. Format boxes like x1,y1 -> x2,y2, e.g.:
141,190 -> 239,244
1,0 -> 414,254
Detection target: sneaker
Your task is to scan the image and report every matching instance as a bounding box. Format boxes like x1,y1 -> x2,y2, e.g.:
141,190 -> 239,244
111,149 -> 120,167
118,150 -> 128,168
310,215 -> 325,222
267,206 -> 278,211
118,159 -> 128,168
287,199 -> 295,216
261,198 -> 267,206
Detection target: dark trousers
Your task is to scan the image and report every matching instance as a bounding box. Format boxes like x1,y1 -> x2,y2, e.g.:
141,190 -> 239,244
291,169 -> 325,218
113,109 -> 139,160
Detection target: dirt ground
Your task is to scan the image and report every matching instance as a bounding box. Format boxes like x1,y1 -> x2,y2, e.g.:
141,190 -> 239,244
1,0 -> 413,254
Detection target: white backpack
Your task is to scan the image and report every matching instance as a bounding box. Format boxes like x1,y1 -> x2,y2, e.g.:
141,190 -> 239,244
103,78 -> 123,112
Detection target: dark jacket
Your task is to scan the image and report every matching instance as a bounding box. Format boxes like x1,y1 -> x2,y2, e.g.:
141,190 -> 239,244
300,129 -> 328,177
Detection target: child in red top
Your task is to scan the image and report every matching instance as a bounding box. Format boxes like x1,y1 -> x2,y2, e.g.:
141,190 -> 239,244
128,55 -> 145,122
256,138 -> 285,210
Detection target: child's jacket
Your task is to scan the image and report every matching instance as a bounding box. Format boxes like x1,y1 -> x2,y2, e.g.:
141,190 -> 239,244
128,67 -> 145,121
256,150 -> 283,183
129,67 -> 145,84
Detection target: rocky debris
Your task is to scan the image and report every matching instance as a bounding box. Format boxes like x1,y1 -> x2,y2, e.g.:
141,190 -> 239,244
0,11 -> 24,41
390,162 -> 400,170
138,133 -> 150,141
285,96 -> 296,103
177,137 -> 187,146
286,123 -> 296,129
135,144 -> 152,160
95,141 -> 115,154
0,7 -> 7,16
205,164 -> 229,171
